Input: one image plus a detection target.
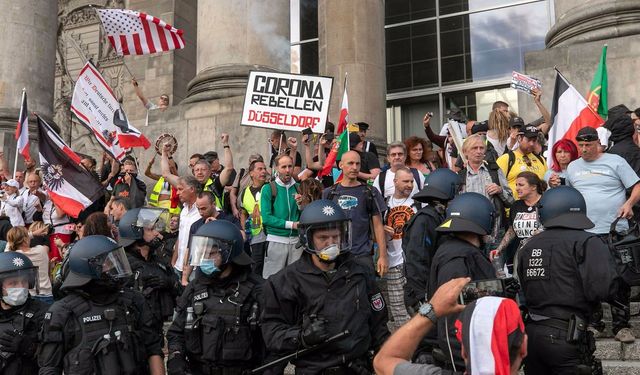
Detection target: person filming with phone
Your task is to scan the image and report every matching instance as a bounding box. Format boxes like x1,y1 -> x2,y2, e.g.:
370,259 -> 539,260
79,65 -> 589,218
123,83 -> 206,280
374,278 -> 528,375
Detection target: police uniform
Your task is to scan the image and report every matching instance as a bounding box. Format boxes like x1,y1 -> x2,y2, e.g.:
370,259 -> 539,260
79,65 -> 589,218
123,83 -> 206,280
38,288 -> 163,375
38,235 -> 164,375
429,237 -> 495,370
0,252 -> 48,375
167,267 -> 263,375
166,219 -> 263,375
261,252 -> 390,374
517,186 -> 618,374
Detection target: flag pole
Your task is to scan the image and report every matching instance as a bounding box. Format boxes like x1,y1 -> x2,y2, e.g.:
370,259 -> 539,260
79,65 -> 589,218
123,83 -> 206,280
13,89 -> 26,179
91,6 -> 136,79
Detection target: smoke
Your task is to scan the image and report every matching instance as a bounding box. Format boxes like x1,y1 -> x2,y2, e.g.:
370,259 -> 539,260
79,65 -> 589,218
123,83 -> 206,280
248,1 -> 291,72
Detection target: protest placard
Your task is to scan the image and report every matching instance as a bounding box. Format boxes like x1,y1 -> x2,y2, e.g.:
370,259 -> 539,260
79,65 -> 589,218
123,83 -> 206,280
241,71 -> 333,133
511,71 -> 542,96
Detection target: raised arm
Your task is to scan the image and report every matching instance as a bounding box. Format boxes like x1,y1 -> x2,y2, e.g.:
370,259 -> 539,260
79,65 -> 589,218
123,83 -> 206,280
132,78 -> 151,108
161,145 -> 180,187
144,154 -> 161,181
219,133 -> 234,187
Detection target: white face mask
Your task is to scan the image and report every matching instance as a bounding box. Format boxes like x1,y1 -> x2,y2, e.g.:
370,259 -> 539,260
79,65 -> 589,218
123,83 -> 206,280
2,287 -> 28,306
317,244 -> 340,262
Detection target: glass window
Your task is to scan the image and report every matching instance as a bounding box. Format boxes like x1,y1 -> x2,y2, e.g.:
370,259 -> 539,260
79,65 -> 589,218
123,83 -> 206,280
386,0 -> 436,25
300,41 -> 319,75
443,86 -> 517,122
440,2 -> 549,84
300,0 -> 318,41
440,0 -> 519,16
386,20 -> 438,92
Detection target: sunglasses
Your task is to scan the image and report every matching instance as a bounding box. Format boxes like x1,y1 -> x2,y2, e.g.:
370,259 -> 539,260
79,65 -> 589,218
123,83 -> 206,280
575,134 -> 599,142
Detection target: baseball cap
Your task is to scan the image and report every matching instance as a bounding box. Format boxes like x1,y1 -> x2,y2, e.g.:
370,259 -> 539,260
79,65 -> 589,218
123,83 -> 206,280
509,116 -> 525,128
2,179 -> 19,189
356,122 -> 369,131
518,125 -> 539,138
575,126 -> 599,142
471,121 -> 489,134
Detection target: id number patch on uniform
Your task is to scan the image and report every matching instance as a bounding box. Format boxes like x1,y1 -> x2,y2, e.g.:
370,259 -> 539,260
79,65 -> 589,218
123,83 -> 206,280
371,293 -> 385,311
523,248 -> 550,280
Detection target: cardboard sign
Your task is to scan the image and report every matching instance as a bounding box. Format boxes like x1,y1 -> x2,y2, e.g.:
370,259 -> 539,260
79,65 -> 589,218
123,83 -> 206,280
511,71 -> 542,96
241,71 -> 333,133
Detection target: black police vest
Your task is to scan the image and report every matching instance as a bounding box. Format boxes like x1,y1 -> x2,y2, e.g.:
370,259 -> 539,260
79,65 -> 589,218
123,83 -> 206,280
60,292 -> 145,375
130,255 -> 175,323
0,301 -> 39,373
184,279 -> 257,367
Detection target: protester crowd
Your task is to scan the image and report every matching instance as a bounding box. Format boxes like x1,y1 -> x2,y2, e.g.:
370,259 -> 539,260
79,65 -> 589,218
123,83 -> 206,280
2,85 -> 640,375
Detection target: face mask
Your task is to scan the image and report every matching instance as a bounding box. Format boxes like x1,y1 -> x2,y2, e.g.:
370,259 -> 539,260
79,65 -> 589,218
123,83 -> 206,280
3,288 -> 28,306
316,244 -> 340,263
200,259 -> 220,276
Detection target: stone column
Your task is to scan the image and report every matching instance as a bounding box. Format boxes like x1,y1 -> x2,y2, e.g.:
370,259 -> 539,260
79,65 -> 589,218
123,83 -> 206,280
0,0 -> 57,161
184,0 -> 290,103
318,0 -> 386,146
547,0 -> 640,47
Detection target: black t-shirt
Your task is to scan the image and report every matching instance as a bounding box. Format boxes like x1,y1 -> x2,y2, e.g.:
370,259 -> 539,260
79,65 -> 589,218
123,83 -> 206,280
359,151 -> 380,175
311,154 -> 334,188
509,199 -> 541,242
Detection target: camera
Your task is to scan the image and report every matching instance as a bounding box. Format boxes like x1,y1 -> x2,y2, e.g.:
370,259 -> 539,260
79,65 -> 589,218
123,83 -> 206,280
302,127 -> 313,136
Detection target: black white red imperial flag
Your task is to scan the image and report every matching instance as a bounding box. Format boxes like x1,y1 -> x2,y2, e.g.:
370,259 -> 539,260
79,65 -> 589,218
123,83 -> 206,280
37,116 -> 103,218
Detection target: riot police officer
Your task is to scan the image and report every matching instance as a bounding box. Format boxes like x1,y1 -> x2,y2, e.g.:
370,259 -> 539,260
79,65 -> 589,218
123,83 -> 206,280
429,192 -> 500,372
517,186 -> 618,374
0,252 -> 47,374
119,207 -> 177,339
38,235 -> 165,375
403,167 -> 460,312
166,220 -> 263,375
261,199 -> 390,374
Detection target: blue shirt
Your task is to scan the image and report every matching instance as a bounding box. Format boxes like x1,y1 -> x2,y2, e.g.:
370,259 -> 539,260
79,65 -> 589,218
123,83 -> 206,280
567,153 -> 640,234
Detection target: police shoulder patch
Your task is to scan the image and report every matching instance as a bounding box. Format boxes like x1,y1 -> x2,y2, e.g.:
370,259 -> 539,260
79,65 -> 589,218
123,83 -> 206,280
370,293 -> 385,311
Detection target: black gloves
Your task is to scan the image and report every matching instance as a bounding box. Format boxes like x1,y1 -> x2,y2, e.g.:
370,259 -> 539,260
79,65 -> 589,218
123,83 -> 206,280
143,274 -> 170,289
300,315 -> 330,348
0,330 -> 33,354
167,353 -> 188,375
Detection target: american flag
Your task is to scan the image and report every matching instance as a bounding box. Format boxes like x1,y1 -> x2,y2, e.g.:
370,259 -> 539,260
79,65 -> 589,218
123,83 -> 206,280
97,9 -> 185,56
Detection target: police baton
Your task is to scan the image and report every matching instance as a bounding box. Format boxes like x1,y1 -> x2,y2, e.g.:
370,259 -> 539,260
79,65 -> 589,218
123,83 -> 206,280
250,330 -> 351,374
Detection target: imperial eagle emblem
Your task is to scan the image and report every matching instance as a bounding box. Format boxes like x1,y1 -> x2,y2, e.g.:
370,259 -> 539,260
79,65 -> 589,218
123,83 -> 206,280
41,162 -> 65,191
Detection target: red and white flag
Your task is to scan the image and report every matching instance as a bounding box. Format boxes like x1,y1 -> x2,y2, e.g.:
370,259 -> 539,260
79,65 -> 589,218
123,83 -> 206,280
15,90 -> 30,161
336,79 -> 349,135
548,70 -> 604,169
37,116 -> 103,218
71,61 -> 150,161
97,8 -> 185,56
318,80 -> 349,179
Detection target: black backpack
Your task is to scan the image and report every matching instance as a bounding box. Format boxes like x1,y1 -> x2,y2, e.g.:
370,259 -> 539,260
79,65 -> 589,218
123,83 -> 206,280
377,167 -> 423,195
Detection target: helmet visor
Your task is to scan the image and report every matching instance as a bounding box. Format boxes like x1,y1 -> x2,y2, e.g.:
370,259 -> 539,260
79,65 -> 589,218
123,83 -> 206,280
0,268 -> 38,290
136,208 -> 169,232
189,236 -> 233,267
305,221 -> 352,252
91,247 -> 132,280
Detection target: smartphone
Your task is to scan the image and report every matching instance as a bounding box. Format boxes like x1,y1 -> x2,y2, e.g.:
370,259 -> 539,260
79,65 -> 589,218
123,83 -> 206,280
302,127 -> 313,136
323,133 -> 334,142
458,279 -> 505,305
559,177 -> 566,186
427,112 -> 434,118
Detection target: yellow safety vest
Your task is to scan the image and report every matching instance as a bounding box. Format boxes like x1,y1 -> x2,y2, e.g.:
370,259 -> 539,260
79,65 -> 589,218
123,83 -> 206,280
149,177 -> 181,215
241,185 -> 262,237
203,178 -> 224,210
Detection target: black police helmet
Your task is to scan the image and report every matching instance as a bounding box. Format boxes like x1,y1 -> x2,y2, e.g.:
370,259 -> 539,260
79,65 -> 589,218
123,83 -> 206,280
413,168 -> 460,203
118,208 -> 143,247
298,199 -> 351,253
437,192 -> 495,235
538,186 -> 593,229
0,252 -> 38,289
191,220 -> 251,267
118,207 -> 168,247
62,235 -> 132,290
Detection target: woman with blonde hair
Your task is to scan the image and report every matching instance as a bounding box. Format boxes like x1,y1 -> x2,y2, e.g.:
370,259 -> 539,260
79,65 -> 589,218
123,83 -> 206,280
7,224 -> 53,304
486,108 -> 513,156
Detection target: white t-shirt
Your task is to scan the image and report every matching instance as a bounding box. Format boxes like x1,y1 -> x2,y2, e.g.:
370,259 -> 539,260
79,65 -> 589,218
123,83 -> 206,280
42,200 -> 71,234
1,193 -> 24,227
373,169 -> 425,199
385,196 -> 416,268
175,201 -> 201,272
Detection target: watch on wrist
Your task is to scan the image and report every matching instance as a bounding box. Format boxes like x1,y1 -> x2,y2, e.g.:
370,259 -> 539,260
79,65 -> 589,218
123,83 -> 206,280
418,302 -> 437,323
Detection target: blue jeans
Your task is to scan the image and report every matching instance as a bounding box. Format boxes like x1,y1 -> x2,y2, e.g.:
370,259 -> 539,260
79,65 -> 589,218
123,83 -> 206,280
33,295 -> 54,305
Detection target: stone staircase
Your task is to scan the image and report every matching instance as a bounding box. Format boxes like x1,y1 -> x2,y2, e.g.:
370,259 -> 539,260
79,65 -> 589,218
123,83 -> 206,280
596,303 -> 640,374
